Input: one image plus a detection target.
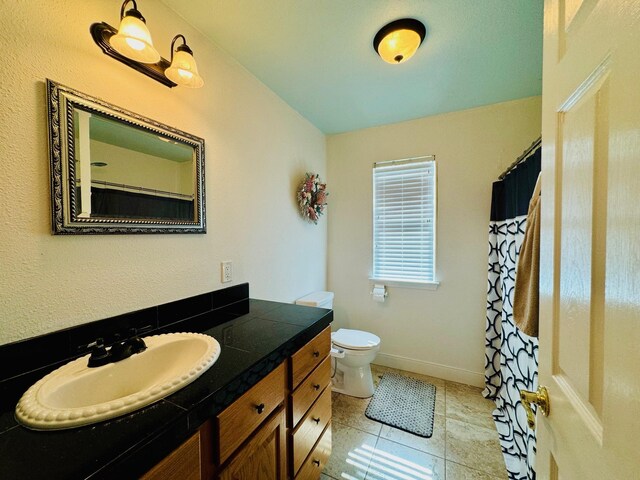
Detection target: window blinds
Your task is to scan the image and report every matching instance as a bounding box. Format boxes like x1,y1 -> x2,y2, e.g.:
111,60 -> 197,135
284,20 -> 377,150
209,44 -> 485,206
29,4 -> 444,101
372,157 -> 436,282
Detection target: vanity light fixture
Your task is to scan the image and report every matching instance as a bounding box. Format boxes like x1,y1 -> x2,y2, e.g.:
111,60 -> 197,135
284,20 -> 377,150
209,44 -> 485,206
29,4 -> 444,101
165,35 -> 204,88
109,0 -> 160,64
373,18 -> 426,64
90,1 -> 204,88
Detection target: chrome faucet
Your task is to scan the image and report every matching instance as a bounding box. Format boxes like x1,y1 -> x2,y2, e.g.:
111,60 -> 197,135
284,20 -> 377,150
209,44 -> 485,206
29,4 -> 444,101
87,330 -> 147,368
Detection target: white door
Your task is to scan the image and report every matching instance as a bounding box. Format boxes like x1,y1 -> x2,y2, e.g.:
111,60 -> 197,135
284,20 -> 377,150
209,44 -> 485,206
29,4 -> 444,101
536,0 -> 640,478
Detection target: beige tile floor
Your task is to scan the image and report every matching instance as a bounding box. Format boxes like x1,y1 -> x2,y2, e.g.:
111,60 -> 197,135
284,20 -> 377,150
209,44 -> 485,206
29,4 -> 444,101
321,364 -> 507,480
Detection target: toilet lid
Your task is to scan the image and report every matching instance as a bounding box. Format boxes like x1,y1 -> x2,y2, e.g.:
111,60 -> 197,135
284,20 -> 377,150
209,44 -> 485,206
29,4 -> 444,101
332,329 -> 380,350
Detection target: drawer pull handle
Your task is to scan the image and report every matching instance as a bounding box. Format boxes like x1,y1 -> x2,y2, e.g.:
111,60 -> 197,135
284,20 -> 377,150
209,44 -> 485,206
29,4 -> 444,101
313,383 -> 321,391
312,460 -> 321,467
312,416 -> 321,424
255,403 -> 265,414
313,350 -> 320,358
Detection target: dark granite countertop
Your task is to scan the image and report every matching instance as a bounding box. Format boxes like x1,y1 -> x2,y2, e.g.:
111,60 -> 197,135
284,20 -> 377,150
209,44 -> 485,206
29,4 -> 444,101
0,296 -> 332,479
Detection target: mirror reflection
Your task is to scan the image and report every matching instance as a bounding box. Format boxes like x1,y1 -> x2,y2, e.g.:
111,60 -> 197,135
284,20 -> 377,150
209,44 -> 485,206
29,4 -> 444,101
73,110 -> 195,221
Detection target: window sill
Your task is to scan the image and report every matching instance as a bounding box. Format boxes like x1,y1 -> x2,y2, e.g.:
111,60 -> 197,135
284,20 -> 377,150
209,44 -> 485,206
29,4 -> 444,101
369,278 -> 440,290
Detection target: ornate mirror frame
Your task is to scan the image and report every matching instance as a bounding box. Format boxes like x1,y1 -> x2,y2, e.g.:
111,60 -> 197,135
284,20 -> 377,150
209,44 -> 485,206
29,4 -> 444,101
47,79 -> 206,234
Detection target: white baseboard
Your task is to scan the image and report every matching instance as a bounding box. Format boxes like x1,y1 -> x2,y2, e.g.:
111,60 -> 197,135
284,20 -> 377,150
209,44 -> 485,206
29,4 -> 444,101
373,352 -> 485,388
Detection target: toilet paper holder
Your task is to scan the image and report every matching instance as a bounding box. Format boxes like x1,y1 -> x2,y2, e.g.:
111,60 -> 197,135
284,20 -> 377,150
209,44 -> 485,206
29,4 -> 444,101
370,284 -> 388,301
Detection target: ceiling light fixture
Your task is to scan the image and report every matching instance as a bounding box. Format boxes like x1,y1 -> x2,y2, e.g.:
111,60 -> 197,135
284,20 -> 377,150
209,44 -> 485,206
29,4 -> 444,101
90,1 -> 204,88
373,18 -> 426,64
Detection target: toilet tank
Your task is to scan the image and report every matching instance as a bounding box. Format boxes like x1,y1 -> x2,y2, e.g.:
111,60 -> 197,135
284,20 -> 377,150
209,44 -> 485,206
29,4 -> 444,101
295,291 -> 334,309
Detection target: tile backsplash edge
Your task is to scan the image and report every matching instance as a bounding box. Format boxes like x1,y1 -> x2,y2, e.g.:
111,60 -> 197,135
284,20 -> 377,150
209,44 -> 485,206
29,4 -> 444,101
0,283 -> 250,383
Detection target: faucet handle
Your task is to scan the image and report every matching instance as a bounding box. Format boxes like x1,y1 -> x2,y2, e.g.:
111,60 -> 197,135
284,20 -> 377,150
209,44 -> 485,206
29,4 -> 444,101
87,338 -> 110,368
87,338 -> 105,349
128,335 -> 147,354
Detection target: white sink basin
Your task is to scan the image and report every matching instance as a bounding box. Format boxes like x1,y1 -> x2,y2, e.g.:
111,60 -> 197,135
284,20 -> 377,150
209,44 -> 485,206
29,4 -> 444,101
15,332 -> 221,430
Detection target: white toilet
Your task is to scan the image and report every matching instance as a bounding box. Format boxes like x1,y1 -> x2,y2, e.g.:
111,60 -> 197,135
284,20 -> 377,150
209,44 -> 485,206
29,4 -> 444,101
295,291 -> 381,398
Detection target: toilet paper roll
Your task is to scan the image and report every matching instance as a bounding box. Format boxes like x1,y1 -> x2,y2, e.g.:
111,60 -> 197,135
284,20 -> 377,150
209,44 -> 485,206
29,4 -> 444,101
372,284 -> 386,303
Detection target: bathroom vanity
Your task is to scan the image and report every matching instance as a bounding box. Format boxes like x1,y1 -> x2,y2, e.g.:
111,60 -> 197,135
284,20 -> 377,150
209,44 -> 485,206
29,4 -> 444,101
0,284 -> 332,479
144,326 -> 331,480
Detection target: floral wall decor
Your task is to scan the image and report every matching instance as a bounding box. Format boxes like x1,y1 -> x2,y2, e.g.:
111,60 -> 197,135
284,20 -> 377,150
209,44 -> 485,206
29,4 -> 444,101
297,173 -> 328,224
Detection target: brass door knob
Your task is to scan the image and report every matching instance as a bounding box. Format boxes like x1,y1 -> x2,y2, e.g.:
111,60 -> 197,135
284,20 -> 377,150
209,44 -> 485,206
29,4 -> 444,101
519,386 -> 550,430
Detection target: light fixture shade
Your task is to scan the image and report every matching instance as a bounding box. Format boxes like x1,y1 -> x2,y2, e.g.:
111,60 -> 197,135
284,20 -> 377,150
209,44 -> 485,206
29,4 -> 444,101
165,49 -> 204,88
110,13 -> 160,64
374,18 -> 426,64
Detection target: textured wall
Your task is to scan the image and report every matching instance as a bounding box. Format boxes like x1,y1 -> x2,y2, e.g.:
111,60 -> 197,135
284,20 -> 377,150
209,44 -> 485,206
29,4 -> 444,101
0,1 -> 326,343
327,97 -> 541,386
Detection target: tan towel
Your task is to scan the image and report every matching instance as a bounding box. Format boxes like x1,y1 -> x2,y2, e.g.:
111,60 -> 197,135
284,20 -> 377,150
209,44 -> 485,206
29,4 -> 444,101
514,174 -> 541,337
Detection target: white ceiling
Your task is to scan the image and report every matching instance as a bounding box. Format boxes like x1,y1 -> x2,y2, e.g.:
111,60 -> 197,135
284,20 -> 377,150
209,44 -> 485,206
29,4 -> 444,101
163,0 -> 543,134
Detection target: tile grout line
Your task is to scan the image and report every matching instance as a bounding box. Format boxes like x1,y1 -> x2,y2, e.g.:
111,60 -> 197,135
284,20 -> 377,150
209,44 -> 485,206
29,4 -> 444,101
331,418 -> 377,436
367,431 -> 384,480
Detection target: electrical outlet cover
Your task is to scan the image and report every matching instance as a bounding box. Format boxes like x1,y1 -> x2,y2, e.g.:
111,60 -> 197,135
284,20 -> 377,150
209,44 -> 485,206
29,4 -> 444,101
221,261 -> 232,283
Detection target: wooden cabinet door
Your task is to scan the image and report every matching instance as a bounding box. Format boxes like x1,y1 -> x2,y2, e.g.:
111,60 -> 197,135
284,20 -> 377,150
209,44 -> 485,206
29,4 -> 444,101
141,432 -> 201,480
219,408 -> 286,480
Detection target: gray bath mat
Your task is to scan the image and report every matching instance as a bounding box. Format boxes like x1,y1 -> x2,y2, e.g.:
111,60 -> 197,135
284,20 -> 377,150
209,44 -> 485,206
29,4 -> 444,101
365,372 -> 436,438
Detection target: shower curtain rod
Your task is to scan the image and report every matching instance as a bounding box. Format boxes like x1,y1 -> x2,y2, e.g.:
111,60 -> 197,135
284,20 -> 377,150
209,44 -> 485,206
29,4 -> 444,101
498,136 -> 542,180
88,179 -> 194,200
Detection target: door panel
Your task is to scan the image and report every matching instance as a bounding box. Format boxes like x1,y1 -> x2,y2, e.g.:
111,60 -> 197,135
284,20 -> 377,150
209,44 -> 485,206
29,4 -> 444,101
558,0 -> 598,58
538,0 -> 640,478
555,68 -> 609,431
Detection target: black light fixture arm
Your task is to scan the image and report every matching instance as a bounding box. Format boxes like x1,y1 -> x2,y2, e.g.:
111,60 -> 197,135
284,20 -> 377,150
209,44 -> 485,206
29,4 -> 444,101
170,34 -> 194,60
120,0 -> 143,21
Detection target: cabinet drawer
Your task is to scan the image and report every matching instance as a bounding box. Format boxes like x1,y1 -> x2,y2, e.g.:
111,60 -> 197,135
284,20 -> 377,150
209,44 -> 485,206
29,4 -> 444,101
295,423 -> 332,480
291,355 -> 331,427
291,386 -> 332,475
217,362 -> 285,465
290,327 -> 331,389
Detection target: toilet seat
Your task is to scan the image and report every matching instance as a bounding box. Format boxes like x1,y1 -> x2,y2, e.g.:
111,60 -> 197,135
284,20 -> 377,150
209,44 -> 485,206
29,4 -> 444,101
332,329 -> 380,351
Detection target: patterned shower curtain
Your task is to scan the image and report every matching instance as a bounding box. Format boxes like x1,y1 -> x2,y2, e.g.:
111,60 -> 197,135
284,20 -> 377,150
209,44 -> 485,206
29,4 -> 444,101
484,147 -> 540,480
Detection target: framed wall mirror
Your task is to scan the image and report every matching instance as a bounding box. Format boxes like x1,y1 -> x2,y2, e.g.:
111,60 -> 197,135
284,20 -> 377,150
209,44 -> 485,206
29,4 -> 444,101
47,79 -> 206,234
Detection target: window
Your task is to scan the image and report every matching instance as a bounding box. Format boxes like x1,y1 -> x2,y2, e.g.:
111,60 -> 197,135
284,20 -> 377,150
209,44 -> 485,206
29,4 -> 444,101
372,156 -> 437,285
